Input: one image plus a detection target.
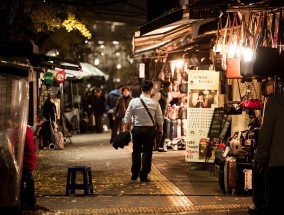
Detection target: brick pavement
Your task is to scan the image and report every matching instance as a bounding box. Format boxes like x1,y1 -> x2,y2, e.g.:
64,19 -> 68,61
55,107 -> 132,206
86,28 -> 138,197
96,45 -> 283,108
21,132 -> 253,214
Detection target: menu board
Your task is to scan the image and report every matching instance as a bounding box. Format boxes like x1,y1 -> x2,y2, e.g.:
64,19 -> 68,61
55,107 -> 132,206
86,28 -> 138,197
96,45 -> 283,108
208,108 -> 224,138
220,115 -> 232,141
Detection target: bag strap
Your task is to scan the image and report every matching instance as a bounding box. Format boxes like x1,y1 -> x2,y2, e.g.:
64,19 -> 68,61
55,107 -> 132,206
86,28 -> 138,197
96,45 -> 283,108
139,98 -> 155,127
236,79 -> 242,100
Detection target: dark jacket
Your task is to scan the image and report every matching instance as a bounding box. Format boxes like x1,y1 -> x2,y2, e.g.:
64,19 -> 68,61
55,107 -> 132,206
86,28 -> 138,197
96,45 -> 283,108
113,96 -> 133,118
93,95 -> 106,116
105,89 -> 122,111
157,89 -> 169,117
42,99 -> 57,121
112,130 -> 131,149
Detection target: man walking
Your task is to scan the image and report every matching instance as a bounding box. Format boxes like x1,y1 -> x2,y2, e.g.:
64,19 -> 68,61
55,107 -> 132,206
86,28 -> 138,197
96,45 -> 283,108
123,80 -> 163,182
105,85 -> 123,142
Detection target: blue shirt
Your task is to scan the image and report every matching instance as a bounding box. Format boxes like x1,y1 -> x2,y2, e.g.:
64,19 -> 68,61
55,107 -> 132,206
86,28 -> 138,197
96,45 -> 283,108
123,93 -> 163,127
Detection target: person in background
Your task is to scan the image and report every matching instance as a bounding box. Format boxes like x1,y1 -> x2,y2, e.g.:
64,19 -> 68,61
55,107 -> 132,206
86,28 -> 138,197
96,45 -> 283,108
9,113 -> 37,208
153,81 -> 172,152
21,125 -> 37,208
40,94 -> 57,147
249,91 -> 284,214
92,88 -> 106,133
105,85 -> 123,142
42,94 -> 57,122
123,80 -> 163,182
111,87 -> 133,142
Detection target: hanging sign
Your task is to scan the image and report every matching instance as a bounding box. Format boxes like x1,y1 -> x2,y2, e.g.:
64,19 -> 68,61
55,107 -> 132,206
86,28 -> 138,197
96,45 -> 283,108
55,69 -> 66,83
43,71 -> 55,84
139,63 -> 145,78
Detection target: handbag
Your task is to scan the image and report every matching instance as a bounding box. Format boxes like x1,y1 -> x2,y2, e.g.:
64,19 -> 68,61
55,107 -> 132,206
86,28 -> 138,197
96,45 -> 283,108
239,82 -> 262,110
224,79 -> 243,115
226,13 -> 242,79
253,13 -> 280,77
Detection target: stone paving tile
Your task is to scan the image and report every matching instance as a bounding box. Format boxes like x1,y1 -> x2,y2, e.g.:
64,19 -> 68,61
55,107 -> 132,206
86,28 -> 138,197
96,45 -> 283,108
22,132 -> 253,214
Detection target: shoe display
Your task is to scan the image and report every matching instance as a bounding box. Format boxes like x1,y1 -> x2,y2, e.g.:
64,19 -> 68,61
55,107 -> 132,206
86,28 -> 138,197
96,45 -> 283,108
140,178 -> 151,182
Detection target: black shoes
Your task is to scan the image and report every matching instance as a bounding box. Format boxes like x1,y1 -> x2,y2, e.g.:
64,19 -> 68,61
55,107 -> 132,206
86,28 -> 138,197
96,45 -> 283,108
130,175 -> 138,180
140,178 -> 151,182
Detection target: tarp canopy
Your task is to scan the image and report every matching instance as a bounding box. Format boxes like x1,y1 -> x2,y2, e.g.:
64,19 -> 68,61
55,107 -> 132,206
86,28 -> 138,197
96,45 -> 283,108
61,62 -> 108,80
80,62 -> 109,80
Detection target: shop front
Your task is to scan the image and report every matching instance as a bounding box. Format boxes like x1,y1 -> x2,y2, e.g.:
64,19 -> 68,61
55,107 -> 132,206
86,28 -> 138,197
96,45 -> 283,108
132,1 -> 284,196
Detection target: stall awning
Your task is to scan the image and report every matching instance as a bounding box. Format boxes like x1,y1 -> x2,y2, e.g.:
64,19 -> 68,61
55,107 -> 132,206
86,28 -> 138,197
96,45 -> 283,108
132,6 -> 191,57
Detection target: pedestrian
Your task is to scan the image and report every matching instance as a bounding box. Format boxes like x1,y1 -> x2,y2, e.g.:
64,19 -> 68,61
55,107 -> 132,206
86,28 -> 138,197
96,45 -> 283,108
92,88 -> 106,133
21,125 -> 37,208
111,87 -> 133,142
123,80 -> 163,182
105,85 -> 123,142
249,91 -> 284,214
40,94 -> 57,147
153,81 -> 172,152
9,112 -> 37,208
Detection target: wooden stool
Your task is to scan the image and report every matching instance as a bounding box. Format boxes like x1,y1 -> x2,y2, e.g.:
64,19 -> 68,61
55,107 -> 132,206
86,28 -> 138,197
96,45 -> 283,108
66,166 -> 93,195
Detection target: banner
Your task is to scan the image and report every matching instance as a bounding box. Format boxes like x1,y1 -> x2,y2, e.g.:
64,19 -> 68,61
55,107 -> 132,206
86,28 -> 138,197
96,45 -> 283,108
185,70 -> 220,163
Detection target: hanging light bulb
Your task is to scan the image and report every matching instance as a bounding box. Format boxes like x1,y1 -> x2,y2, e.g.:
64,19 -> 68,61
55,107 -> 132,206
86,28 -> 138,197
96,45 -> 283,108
242,47 -> 254,62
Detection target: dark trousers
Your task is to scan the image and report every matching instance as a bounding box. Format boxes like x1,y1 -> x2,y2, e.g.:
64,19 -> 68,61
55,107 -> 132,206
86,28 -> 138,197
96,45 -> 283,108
20,170 -> 36,207
94,114 -> 103,133
39,121 -> 53,147
131,126 -> 155,179
107,113 -> 114,129
110,117 -> 123,143
267,166 -> 284,212
158,118 -> 167,148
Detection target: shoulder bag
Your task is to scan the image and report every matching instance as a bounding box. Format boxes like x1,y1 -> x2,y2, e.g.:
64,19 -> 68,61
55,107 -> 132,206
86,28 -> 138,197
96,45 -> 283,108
139,98 -> 158,131
140,98 -> 161,150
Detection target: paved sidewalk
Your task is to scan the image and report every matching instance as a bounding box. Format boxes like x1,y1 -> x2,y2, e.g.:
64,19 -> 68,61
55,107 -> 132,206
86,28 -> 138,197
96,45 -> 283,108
22,132 -> 253,214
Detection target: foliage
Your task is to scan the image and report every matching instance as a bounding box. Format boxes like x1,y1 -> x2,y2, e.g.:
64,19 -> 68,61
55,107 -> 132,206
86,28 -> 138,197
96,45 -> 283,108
62,12 -> 92,39
25,2 -> 91,39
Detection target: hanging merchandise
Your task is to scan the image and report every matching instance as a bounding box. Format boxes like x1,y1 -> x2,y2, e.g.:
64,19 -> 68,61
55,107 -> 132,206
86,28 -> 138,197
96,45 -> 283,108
224,79 -> 243,115
239,82 -> 262,110
226,13 -> 242,79
253,12 -> 280,77
43,71 -> 55,85
240,14 -> 256,77
213,17 -> 225,71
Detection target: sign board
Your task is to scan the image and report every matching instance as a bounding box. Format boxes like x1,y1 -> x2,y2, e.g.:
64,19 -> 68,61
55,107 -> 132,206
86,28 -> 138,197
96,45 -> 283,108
139,63 -> 145,78
220,115 -> 232,141
185,70 -> 220,163
208,108 -> 224,138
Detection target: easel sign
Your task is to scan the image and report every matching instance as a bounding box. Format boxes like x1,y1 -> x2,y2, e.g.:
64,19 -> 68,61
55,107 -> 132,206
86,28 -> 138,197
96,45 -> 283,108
207,108 -> 224,138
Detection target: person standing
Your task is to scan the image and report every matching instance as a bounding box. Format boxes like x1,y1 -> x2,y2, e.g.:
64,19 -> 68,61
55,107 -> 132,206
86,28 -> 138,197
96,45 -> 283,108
21,125 -> 37,208
249,92 -> 284,214
111,87 -> 133,142
40,94 -> 57,147
123,80 -> 163,182
92,88 -> 106,133
153,81 -> 172,152
105,85 -> 123,142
